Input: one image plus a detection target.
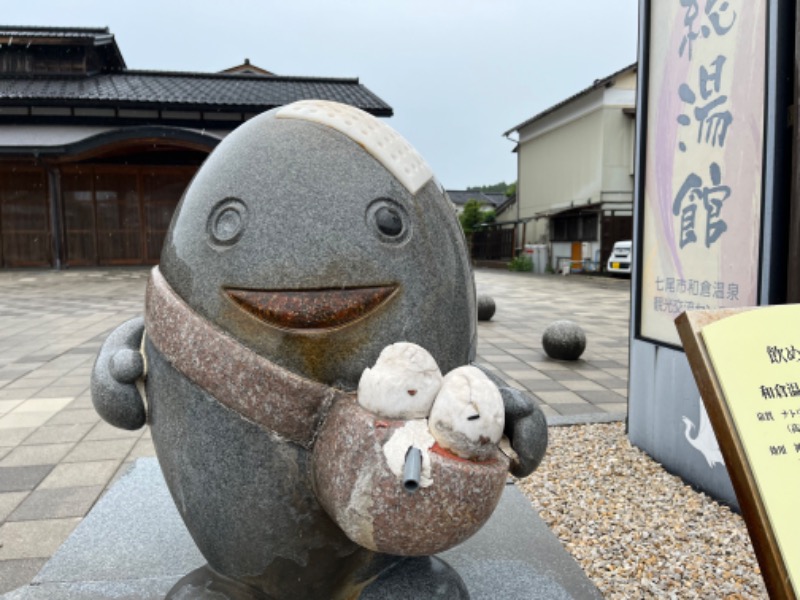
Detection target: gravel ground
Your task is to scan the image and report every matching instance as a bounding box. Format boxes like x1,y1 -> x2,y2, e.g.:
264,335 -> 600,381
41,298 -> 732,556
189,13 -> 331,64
516,422 -> 768,599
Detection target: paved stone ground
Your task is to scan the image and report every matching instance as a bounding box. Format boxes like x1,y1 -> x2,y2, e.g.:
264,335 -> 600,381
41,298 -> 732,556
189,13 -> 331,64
0,267 -> 631,594
474,269 -> 631,422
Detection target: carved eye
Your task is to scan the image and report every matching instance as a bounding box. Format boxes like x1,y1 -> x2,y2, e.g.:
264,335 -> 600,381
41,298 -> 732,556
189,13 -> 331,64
376,206 -> 402,237
367,198 -> 410,244
208,198 -> 247,247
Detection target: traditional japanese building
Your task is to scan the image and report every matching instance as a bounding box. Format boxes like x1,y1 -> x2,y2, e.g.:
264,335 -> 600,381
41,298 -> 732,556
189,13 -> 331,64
0,26 -> 392,268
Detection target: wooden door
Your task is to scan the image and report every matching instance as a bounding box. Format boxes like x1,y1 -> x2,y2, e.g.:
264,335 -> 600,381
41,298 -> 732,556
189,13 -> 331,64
61,166 -> 195,266
62,169 -> 96,266
142,169 -> 193,262
0,168 -> 51,267
571,241 -> 582,271
94,170 -> 141,265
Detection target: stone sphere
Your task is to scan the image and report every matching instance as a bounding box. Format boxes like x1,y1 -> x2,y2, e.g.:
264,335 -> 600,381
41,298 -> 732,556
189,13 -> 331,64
477,295 -> 496,321
542,320 -> 586,361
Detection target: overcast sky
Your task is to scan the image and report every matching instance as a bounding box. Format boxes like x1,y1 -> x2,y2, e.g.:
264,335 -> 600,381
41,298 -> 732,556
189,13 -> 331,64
5,1 -> 638,189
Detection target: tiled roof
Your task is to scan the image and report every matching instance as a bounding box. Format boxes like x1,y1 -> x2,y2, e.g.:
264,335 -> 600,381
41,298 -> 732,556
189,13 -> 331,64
0,71 -> 393,115
0,26 -> 126,71
447,190 -> 510,209
220,60 -> 274,76
0,26 -> 113,41
503,63 -> 636,136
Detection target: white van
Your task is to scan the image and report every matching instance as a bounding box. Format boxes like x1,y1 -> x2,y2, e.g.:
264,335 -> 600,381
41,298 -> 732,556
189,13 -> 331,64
606,240 -> 632,275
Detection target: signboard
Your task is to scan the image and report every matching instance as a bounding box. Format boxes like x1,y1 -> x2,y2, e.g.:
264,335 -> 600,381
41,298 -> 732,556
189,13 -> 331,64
639,0 -> 766,346
677,306 -> 800,600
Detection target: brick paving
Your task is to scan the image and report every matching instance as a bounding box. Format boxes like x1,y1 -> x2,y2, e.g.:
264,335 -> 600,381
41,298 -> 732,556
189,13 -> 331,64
0,267 -> 631,594
474,269 -> 631,422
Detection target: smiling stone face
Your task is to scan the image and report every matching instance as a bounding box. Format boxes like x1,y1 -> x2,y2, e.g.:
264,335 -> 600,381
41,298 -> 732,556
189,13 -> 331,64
159,101 -> 476,389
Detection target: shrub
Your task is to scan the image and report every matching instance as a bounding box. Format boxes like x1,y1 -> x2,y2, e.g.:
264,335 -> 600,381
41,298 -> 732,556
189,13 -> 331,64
508,255 -> 533,272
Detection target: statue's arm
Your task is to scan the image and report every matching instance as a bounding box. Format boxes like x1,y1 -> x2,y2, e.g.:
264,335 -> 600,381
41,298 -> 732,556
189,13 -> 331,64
91,317 -> 147,430
473,364 -> 548,478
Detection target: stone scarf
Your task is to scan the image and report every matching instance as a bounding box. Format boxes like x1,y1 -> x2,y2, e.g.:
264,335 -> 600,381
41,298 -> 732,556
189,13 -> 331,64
145,267 -> 346,449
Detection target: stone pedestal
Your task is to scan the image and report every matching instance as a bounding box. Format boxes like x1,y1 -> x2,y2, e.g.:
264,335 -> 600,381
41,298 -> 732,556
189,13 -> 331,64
2,459 -> 601,600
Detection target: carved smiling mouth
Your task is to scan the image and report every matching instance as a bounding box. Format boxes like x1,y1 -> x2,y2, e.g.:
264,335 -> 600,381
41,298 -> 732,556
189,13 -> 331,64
225,285 -> 398,331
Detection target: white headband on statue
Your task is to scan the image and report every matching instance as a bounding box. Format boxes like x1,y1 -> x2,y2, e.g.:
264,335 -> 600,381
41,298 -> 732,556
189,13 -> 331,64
276,99 -> 434,195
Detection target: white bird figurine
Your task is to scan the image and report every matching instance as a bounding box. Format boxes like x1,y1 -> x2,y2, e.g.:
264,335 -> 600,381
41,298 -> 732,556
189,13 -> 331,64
682,398 -> 724,468
428,366 -> 505,460
357,342 -> 443,419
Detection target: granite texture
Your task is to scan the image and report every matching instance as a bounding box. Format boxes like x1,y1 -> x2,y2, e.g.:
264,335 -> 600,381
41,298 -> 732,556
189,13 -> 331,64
145,340 -> 382,598
313,395 -> 508,556
2,459 -> 600,600
360,557 -> 469,599
542,320 -> 587,361
30,460 -> 201,583
90,317 -> 146,431
158,106 -> 476,389
89,102 -> 549,598
145,269 -> 339,448
477,367 -> 549,477
476,295 -> 496,321
226,286 -> 398,330
2,459 -> 202,600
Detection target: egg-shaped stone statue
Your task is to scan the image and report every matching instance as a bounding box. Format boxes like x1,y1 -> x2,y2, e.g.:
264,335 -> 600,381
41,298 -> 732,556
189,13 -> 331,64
91,100 -> 548,600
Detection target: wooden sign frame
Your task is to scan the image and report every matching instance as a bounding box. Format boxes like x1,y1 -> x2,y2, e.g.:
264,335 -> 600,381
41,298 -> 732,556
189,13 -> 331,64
676,308 -> 796,600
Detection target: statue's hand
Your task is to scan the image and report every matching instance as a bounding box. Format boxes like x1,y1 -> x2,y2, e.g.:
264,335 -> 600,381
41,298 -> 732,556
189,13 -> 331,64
498,386 -> 547,477
472,364 -> 548,478
91,317 -> 147,430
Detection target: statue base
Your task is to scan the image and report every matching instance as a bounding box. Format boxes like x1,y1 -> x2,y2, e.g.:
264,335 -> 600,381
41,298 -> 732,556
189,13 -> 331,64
1,459 -> 601,600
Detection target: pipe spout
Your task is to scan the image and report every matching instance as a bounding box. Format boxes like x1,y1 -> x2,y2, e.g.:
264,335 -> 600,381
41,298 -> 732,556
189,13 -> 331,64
403,447 -> 422,493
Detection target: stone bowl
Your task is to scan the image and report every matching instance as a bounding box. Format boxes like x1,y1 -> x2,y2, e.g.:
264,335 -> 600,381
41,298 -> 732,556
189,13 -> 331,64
312,395 -> 509,556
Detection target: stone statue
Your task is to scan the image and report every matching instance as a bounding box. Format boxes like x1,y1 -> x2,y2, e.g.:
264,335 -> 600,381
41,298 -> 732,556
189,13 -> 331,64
92,100 -> 547,599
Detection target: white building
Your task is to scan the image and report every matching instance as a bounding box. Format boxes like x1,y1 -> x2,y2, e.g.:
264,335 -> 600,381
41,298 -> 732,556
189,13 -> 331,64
502,64 -> 637,272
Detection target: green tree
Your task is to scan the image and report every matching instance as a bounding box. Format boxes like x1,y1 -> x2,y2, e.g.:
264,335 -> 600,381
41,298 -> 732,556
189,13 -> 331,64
459,199 -> 488,234
465,181 -> 517,197
466,181 -> 509,194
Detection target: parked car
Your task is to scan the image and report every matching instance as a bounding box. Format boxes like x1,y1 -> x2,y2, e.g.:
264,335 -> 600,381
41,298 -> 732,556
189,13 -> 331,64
606,240 -> 632,275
